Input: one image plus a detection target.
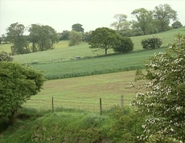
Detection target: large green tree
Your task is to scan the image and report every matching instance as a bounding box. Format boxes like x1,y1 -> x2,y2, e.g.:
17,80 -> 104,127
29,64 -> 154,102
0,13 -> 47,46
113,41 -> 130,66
131,8 -> 154,35
6,22 -> 29,55
110,14 -> 129,31
59,30 -> 70,40
68,30 -> 83,46
89,27 -> 120,55
0,62 -> 45,126
72,23 -> 84,33
153,4 -> 177,32
29,24 -> 58,51
133,34 -> 185,142
172,21 -> 183,29
83,31 -> 93,42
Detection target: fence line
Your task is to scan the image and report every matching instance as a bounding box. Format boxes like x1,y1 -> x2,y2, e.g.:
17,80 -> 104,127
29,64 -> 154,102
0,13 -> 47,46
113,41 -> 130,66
24,95 -> 130,114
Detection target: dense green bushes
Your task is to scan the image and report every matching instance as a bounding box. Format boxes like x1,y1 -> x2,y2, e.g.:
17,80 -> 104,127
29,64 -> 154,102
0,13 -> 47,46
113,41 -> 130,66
0,62 -> 45,127
113,37 -> 134,53
141,36 -> 162,49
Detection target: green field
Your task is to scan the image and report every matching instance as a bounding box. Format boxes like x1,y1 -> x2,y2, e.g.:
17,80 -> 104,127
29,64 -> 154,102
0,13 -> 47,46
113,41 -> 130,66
31,47 -> 166,79
24,70 -> 145,111
0,28 -> 184,64
0,28 -> 184,111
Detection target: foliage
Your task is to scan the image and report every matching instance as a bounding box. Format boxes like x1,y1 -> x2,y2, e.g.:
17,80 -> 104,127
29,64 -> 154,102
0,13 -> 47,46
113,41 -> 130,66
109,107 -> 144,143
83,31 -> 93,42
110,14 -> 129,31
141,36 -> 162,49
131,8 -> 154,35
0,106 -> 145,143
6,22 -> 30,55
29,24 -> 59,52
153,4 -> 177,32
113,37 -> 134,53
72,23 -> 84,33
68,30 -> 83,46
133,34 -> 185,142
118,29 -> 133,37
0,62 -> 45,125
172,21 -> 183,29
89,27 -> 120,55
1,34 -> 8,44
0,51 -> 13,62
59,30 -> 70,40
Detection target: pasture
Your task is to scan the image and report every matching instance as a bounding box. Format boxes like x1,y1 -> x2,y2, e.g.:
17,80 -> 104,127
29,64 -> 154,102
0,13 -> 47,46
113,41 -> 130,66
31,47 -> 166,79
0,28 -> 184,64
1,28 -> 184,111
24,70 -> 146,111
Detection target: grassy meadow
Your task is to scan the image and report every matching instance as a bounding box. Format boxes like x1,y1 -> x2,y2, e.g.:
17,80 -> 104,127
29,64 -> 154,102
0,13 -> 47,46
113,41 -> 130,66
1,28 -> 184,143
0,28 -> 184,111
0,28 -> 184,64
23,70 -> 146,111
31,47 -> 166,79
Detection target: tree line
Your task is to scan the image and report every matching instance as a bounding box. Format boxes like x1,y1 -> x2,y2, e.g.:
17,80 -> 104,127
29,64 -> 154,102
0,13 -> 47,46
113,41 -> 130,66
111,3 -> 183,37
0,3 -> 183,55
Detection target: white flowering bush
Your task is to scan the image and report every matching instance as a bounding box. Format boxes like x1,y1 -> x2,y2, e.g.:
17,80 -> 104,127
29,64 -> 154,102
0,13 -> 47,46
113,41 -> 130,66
141,36 -> 162,49
133,34 -> 185,142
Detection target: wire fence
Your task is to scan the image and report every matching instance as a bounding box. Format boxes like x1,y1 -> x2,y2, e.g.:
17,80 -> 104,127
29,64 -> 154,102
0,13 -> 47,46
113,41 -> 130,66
24,95 -> 130,114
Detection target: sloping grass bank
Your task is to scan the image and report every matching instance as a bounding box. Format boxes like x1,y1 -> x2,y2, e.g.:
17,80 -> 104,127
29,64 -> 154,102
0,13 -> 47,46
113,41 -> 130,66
0,107 -> 143,143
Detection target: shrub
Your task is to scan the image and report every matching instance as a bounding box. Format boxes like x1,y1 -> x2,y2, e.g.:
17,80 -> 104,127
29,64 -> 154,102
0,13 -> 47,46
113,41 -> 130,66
134,34 -> 185,142
141,36 -> 162,49
113,37 -> 134,53
0,62 -> 45,127
0,51 -> 13,62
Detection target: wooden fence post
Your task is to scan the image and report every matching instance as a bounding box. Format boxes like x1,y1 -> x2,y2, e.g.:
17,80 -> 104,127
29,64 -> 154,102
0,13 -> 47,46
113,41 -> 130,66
121,95 -> 124,116
52,97 -> 54,112
100,98 -> 102,115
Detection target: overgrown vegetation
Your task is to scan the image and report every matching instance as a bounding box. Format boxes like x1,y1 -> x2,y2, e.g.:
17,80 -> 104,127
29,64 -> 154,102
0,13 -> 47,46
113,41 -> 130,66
0,106 -> 146,143
0,62 -> 45,131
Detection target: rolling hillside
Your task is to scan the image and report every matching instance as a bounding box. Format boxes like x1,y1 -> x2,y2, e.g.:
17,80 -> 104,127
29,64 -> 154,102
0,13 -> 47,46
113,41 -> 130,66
0,28 -> 184,64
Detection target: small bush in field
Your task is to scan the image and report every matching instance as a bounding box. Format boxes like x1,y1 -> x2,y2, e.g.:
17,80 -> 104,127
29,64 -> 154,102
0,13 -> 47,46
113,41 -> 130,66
141,36 -> 162,49
113,37 -> 134,53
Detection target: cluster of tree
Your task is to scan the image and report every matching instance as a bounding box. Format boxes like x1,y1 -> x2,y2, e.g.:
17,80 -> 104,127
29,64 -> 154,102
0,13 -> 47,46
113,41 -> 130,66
28,24 -> 59,52
2,22 -> 59,55
110,4 -> 183,37
58,23 -> 92,47
89,27 -> 134,55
